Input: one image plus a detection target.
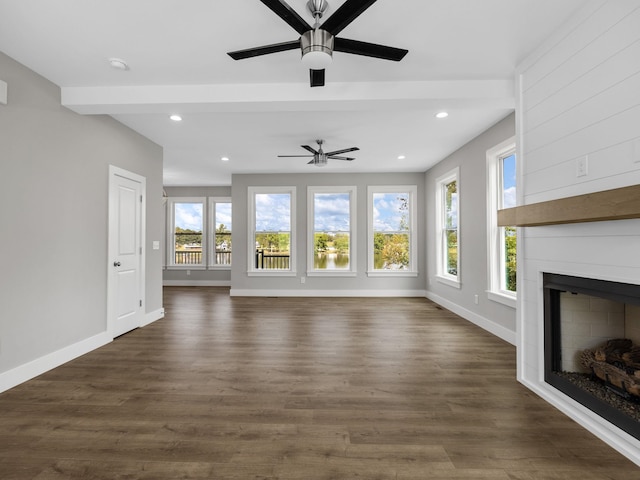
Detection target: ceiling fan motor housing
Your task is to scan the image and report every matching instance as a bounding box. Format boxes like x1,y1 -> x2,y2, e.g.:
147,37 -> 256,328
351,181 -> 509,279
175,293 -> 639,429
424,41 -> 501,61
301,29 -> 334,58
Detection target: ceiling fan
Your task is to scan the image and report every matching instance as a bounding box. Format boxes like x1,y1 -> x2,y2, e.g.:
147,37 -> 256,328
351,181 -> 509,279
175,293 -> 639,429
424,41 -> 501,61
227,0 -> 408,87
278,139 -> 359,167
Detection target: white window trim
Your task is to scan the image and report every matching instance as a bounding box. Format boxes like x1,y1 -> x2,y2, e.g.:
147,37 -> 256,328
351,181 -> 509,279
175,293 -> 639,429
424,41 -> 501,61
248,186 -> 296,276
486,137 -> 516,307
208,197 -> 232,270
166,197 -> 207,270
307,186 -> 357,277
434,168 -> 460,288
367,185 -> 418,277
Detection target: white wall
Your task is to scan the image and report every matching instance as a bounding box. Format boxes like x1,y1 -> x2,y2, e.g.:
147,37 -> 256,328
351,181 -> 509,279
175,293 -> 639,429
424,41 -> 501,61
425,113 -> 517,344
0,52 -> 164,389
516,0 -> 640,464
231,172 -> 426,296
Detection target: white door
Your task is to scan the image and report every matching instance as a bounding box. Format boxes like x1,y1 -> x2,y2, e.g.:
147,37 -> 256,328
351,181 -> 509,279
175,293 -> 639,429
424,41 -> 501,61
108,166 -> 146,338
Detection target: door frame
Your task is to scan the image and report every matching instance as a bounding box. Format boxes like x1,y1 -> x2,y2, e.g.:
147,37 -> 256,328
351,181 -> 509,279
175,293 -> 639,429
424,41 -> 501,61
107,165 -> 146,338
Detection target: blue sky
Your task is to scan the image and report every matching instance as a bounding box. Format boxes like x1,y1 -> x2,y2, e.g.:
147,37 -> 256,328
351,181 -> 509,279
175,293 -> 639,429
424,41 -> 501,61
373,193 -> 409,232
503,153 -> 516,208
314,193 -> 350,232
255,193 -> 291,231
215,202 -> 232,230
175,202 -> 203,231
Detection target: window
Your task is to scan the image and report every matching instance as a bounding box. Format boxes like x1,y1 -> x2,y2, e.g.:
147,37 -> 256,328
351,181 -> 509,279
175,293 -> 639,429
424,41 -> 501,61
168,198 -> 206,268
487,138 -> 517,306
209,197 -> 232,268
435,169 -> 460,287
367,185 -> 418,276
307,186 -> 356,276
248,187 -> 296,275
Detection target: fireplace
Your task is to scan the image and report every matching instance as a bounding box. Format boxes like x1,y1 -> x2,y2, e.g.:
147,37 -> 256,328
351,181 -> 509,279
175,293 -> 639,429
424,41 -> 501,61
544,273 -> 640,440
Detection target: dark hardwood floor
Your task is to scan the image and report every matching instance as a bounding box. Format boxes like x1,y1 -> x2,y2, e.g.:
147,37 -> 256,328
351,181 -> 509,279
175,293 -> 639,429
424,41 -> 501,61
1,286 -> 639,479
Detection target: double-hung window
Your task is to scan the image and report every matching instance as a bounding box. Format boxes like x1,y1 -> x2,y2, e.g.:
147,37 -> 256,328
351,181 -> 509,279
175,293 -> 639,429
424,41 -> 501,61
167,197 -> 206,268
307,186 -> 356,276
209,197 -> 232,268
367,185 -> 417,276
435,169 -> 460,287
248,186 -> 296,275
487,138 -> 517,306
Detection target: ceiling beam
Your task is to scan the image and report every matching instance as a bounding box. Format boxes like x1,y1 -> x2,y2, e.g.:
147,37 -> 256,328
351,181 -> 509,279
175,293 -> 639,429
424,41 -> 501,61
61,79 -> 514,115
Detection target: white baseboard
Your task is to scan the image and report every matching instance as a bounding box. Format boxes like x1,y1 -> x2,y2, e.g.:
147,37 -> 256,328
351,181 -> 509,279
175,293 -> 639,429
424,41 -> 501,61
141,307 -> 165,327
0,331 -> 112,394
519,376 -> 640,467
163,280 -> 231,287
230,289 -> 427,297
425,291 -> 516,345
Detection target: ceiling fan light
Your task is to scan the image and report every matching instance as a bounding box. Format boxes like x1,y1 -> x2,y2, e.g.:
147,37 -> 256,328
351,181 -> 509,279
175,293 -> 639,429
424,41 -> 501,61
302,51 -> 333,69
301,29 -> 334,69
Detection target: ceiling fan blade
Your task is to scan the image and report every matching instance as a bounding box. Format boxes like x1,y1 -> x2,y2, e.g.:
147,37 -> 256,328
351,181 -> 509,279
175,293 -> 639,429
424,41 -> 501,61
310,69 -> 325,87
327,156 -> 355,161
260,0 -> 312,35
334,37 -> 408,61
301,145 -> 319,154
320,0 -> 377,35
278,155 -> 315,157
227,40 -> 299,60
324,147 -> 360,156
307,159 -> 317,164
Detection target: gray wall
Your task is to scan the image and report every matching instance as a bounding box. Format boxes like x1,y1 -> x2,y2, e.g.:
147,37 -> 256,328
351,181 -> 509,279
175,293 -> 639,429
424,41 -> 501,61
425,113 -> 516,341
162,186 -> 232,285
231,172 -> 426,295
0,52 -> 163,375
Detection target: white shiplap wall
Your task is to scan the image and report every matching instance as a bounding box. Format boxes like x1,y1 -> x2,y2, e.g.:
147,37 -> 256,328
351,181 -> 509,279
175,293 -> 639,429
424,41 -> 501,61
516,0 -> 640,465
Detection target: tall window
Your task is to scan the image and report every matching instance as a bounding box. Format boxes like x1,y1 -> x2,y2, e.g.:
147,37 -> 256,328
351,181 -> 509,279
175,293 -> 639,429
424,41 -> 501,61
487,138 -> 517,306
168,198 -> 205,267
308,186 -> 356,275
367,185 -> 417,276
248,187 -> 296,274
435,169 -> 460,287
209,197 -> 232,268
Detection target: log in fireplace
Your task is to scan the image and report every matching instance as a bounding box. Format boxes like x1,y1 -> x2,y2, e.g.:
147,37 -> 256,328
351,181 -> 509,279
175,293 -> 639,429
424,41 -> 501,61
544,273 -> 640,440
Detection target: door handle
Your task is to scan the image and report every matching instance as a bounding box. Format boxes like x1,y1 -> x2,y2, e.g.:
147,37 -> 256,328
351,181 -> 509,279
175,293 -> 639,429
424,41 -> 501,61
113,261 -> 121,267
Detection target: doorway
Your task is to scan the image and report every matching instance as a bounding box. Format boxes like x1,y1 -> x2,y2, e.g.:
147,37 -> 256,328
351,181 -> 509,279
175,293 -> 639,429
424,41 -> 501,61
108,165 -> 146,338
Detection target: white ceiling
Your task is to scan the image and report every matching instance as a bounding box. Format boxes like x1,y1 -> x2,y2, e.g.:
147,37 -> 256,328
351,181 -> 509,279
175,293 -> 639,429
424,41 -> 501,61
0,0 -> 589,185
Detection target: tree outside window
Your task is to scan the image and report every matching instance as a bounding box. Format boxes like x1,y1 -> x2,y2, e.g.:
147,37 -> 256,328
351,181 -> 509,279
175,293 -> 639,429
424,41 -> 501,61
435,169 -> 460,287
310,189 -> 353,272
172,200 -> 204,266
368,186 -> 417,275
250,188 -> 295,272
210,199 -> 232,267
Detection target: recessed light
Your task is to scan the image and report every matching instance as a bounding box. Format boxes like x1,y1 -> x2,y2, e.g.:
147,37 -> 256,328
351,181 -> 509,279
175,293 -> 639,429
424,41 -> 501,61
221,156 -> 230,162
435,111 -> 449,119
108,58 -> 129,70
397,155 -> 406,160
169,114 -> 182,122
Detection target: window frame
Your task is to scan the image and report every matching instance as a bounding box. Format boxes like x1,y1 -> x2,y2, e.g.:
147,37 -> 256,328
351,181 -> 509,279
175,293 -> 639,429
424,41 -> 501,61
166,197 -> 207,270
247,186 -> 296,277
307,186 -> 357,277
367,185 -> 418,277
208,197 -> 232,270
434,168 -> 460,288
486,137 -> 517,307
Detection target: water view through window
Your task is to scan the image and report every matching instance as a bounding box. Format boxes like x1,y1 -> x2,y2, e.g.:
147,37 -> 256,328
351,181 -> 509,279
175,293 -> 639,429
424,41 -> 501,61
313,192 -> 351,270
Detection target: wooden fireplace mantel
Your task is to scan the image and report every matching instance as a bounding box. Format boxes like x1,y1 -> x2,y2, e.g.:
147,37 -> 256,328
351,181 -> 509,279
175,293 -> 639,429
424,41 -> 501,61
497,184 -> 640,227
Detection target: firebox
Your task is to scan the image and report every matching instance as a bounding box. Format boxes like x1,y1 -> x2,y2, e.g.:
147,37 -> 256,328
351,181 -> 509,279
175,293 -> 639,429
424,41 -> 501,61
544,273 -> 640,440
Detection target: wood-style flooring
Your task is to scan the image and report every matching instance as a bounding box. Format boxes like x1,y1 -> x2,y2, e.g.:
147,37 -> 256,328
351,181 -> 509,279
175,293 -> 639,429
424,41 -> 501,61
1,286 -> 639,479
